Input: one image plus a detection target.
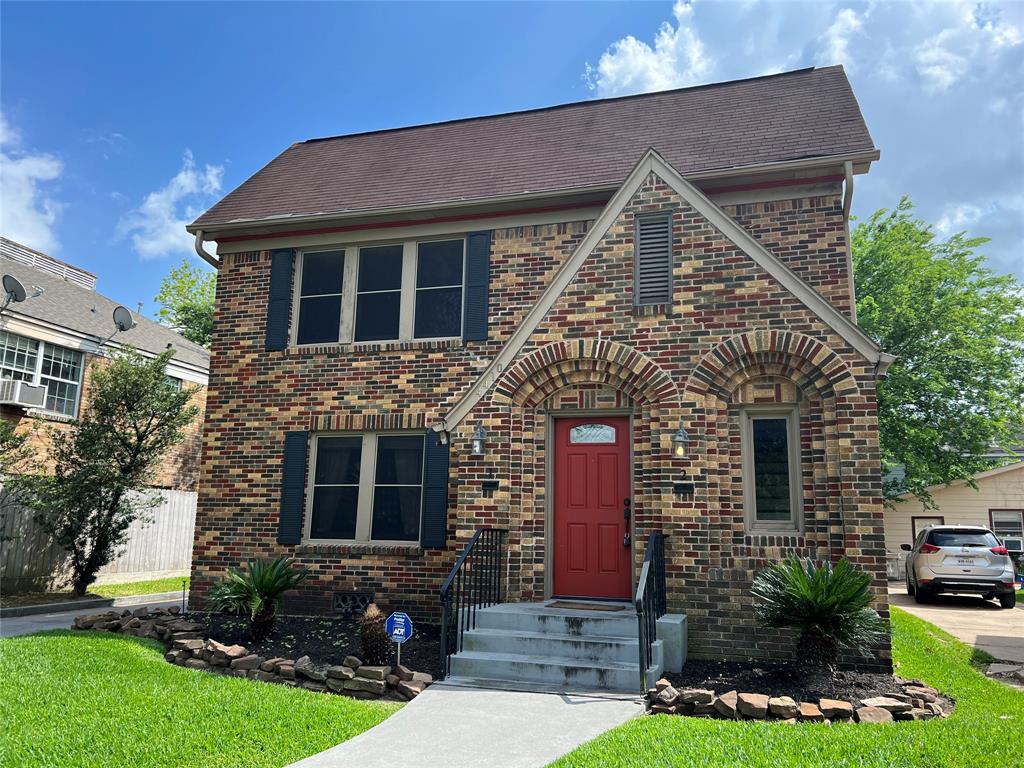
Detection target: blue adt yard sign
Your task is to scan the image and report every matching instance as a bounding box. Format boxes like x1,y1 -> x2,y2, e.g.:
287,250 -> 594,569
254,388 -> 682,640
386,612 -> 413,666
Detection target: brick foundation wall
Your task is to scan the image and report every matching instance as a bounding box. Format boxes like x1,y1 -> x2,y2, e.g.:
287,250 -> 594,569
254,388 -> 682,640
192,179 -> 890,671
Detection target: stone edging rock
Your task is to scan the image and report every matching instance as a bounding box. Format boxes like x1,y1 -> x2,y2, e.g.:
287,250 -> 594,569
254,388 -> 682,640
647,676 -> 952,724
72,608 -> 432,701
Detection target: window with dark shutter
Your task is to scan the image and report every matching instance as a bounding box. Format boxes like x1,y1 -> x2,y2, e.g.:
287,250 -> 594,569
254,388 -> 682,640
634,213 -> 673,306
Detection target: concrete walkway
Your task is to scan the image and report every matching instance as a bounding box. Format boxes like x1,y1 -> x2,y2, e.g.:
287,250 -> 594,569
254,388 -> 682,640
0,595 -> 185,638
888,584 -> 1024,663
288,682 -> 644,768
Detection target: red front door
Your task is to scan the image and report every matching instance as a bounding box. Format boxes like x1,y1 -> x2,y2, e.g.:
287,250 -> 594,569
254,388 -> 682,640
553,416 -> 632,599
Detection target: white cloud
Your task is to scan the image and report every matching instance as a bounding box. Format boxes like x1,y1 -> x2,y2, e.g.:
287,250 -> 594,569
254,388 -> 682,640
117,150 -> 223,260
935,196 -> 1024,237
585,1 -> 713,97
816,8 -> 864,68
0,114 -> 64,253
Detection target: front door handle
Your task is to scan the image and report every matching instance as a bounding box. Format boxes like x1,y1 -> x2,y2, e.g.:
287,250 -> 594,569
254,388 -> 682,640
623,498 -> 631,547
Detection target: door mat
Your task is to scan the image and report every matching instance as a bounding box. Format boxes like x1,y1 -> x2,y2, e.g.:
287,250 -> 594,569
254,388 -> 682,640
547,601 -> 626,612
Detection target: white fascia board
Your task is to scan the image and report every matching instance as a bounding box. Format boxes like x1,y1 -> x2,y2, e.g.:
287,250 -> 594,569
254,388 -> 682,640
0,312 -> 209,385
438,148 -> 887,432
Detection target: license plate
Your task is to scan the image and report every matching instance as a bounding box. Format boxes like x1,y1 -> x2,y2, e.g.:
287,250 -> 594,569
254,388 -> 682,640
953,558 -> 977,566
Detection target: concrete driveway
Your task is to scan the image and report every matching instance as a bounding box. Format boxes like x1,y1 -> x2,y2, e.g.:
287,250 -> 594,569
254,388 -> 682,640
888,585 -> 1024,663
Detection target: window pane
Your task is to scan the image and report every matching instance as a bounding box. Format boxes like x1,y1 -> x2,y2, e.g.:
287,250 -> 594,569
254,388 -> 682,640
375,436 -> 424,485
314,437 -> 362,484
42,378 -> 78,416
297,295 -> 342,345
0,331 -> 38,379
414,287 -> 461,339
358,245 -> 403,292
992,511 -> 1024,538
355,292 -> 401,341
752,418 -> 792,521
416,240 -> 463,288
310,486 -> 359,539
371,486 -> 422,541
929,529 -> 998,547
300,251 -> 345,296
41,345 -> 82,382
570,424 -> 617,443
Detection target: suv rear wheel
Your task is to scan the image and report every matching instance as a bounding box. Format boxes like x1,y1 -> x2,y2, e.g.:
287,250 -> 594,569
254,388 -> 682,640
999,591 -> 1017,609
914,583 -> 931,604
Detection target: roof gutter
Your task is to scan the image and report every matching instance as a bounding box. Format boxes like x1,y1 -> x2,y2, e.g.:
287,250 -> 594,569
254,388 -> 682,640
194,230 -> 220,268
188,149 -> 880,236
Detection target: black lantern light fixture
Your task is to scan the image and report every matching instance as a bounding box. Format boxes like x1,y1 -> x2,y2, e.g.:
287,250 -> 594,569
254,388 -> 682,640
671,424 -> 690,458
471,424 -> 488,456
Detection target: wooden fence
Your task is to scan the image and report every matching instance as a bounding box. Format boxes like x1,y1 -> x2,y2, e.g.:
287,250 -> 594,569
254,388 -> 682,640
0,489 -> 196,593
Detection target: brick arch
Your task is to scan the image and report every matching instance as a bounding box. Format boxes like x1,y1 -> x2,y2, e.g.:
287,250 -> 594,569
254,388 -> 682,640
492,339 -> 680,409
684,330 -> 859,403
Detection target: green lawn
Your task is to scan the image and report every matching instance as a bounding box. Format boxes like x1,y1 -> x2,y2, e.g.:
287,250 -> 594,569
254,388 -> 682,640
92,575 -> 190,598
551,607 -> 1024,768
0,631 -> 398,768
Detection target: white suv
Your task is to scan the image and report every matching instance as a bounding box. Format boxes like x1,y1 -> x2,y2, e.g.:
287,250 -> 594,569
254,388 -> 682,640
902,525 -> 1017,609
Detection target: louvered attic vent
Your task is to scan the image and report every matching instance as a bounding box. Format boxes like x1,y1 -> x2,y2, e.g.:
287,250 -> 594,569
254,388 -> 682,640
634,213 -> 673,306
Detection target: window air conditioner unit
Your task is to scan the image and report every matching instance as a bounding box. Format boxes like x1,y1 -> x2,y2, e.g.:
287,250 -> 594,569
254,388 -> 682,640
1003,538 -> 1023,553
0,379 -> 46,409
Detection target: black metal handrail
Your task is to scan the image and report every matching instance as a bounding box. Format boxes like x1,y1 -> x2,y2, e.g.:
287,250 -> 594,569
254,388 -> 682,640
634,532 -> 667,694
439,527 -> 508,679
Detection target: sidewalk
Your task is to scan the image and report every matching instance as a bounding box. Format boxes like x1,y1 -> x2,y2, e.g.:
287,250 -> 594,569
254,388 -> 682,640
288,681 -> 643,768
0,593 -> 187,638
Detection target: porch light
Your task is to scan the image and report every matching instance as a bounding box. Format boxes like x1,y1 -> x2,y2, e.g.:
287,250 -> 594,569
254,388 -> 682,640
671,425 -> 690,458
471,424 -> 488,456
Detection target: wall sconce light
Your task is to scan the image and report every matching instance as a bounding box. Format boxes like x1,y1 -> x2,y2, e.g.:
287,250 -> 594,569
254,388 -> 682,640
671,424 -> 690,458
471,424 -> 488,456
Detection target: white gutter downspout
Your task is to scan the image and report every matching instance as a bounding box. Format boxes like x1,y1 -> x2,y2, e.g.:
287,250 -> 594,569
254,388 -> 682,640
194,230 -> 220,268
842,160 -> 858,323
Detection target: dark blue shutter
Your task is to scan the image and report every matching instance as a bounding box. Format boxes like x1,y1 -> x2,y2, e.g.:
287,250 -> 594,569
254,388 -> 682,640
277,430 -> 309,545
462,231 -> 491,341
265,249 -> 295,351
420,429 -> 450,548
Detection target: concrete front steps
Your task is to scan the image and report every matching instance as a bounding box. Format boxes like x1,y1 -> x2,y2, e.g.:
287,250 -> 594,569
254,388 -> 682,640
447,602 -> 662,692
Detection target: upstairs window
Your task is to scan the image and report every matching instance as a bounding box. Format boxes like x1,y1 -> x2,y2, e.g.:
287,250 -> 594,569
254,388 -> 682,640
741,407 -> 801,532
634,212 -> 673,306
0,330 -> 83,417
296,249 -> 346,345
294,237 -> 466,345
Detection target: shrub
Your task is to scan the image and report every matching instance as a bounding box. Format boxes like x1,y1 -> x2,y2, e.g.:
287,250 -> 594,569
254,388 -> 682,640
359,604 -> 390,665
751,556 -> 888,674
207,556 -> 308,641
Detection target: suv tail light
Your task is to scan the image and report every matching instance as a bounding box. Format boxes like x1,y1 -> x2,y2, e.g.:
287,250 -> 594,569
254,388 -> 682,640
990,546 -> 1009,555
920,543 -> 941,553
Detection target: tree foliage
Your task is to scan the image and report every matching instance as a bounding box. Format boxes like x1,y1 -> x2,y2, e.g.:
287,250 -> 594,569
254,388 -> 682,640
16,349 -> 199,594
853,198 -> 1024,504
0,418 -> 38,543
155,258 -> 216,347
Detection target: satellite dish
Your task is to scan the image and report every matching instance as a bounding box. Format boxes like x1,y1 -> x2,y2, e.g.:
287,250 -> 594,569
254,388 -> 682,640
112,306 -> 135,333
2,275 -> 27,303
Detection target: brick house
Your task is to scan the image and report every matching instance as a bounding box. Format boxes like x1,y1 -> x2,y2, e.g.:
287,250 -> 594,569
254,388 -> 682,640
188,66 -> 894,686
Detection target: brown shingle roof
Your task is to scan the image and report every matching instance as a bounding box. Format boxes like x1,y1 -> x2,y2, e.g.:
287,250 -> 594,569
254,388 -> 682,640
191,66 -> 875,230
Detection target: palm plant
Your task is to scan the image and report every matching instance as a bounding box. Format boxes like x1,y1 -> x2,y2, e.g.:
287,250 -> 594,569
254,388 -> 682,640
751,556 -> 888,676
207,555 -> 309,641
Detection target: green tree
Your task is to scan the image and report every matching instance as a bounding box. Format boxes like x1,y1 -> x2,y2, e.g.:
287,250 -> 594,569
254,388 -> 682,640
16,349 -> 199,594
853,197 -> 1024,505
155,258 -> 216,347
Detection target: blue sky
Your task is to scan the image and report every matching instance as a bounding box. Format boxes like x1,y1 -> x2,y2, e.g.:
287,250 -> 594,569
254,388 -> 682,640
2,1 -> 1021,315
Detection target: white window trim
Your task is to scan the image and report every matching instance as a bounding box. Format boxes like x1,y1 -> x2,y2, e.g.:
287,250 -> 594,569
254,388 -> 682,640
0,330 -> 83,417
290,236 -> 467,347
302,432 -> 424,545
740,406 -> 802,534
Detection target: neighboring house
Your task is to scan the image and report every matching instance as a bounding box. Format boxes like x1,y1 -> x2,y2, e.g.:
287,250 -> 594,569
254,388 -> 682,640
0,237 -> 210,590
884,461 -> 1024,578
188,65 -> 894,680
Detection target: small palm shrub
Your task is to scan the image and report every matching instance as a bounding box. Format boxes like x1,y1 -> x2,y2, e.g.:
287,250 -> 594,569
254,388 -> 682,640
207,555 -> 308,641
751,556 -> 888,675
359,603 -> 390,665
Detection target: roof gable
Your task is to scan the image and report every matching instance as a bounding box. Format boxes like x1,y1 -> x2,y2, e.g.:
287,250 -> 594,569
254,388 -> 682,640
192,66 -> 876,231
437,148 -> 890,430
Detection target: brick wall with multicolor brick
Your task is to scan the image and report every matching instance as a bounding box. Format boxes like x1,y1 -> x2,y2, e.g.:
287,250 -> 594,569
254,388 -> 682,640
192,173 -> 890,669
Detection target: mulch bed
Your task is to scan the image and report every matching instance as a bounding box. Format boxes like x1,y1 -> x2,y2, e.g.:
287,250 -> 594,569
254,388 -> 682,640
186,612 -> 442,678
665,659 -> 905,702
